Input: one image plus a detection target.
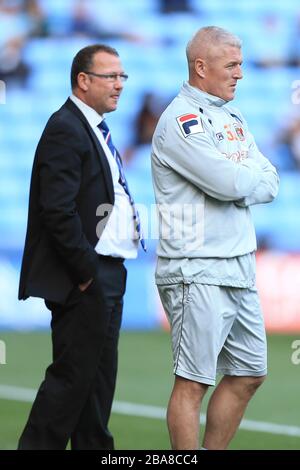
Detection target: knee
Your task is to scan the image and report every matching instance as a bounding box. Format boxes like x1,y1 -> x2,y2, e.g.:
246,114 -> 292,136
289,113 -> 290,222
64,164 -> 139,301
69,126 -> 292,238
174,375 -> 208,404
249,374 -> 266,388
240,375 -> 267,397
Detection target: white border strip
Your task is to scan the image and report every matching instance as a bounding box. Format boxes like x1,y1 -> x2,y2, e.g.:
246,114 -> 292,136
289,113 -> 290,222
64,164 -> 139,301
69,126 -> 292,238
1,384 -> 300,438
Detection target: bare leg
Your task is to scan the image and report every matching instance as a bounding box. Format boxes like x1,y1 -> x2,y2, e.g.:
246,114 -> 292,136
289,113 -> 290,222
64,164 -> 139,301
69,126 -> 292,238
203,375 -> 266,450
167,376 -> 208,450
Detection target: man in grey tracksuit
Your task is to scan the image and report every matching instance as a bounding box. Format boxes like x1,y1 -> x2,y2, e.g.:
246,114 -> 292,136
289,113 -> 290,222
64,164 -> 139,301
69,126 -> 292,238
151,26 -> 279,450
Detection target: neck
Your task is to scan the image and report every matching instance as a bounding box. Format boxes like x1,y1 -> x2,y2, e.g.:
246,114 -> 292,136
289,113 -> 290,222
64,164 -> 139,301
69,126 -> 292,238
73,89 -> 87,104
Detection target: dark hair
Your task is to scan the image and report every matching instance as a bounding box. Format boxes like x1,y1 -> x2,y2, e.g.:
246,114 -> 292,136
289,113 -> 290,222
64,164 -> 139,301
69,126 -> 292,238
71,44 -> 119,89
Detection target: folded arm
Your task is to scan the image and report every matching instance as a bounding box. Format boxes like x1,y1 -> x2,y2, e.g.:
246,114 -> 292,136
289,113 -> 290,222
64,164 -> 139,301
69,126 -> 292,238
235,132 -> 279,208
157,121 -> 263,202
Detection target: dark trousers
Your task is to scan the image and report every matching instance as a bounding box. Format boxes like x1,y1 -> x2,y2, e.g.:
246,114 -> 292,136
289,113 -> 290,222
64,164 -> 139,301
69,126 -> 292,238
18,256 -> 127,450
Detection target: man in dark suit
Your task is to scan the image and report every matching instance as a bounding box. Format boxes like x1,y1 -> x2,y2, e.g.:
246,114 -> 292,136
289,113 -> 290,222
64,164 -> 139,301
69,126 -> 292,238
18,44 -> 141,450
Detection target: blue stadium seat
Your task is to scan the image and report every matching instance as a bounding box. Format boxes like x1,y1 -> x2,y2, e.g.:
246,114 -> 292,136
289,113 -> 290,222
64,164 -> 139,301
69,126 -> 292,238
2,1 -> 300,330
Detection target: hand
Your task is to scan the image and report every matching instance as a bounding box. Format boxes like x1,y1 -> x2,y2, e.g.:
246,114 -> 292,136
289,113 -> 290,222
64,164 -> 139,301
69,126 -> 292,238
78,278 -> 93,292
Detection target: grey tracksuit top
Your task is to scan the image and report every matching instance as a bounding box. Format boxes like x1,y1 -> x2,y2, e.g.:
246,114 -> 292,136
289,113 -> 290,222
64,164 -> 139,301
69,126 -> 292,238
151,82 -> 279,287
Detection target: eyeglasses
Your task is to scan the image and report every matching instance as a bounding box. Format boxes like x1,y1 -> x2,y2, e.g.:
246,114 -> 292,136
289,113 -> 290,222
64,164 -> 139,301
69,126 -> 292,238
84,71 -> 129,82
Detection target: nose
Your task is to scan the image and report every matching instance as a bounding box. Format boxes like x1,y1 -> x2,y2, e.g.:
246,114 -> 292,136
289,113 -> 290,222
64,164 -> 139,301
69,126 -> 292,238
234,65 -> 243,80
114,75 -> 124,89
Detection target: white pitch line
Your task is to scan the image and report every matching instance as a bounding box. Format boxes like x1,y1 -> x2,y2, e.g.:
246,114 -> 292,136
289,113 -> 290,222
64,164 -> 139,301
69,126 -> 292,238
1,384 -> 300,438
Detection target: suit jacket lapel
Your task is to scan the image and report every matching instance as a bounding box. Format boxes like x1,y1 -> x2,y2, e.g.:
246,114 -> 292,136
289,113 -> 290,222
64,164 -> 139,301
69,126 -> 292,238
64,98 -> 114,204
84,125 -> 115,203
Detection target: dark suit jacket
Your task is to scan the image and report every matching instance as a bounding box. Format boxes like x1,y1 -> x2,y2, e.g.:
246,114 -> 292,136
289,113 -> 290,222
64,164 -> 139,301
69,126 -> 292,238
19,98 -> 115,304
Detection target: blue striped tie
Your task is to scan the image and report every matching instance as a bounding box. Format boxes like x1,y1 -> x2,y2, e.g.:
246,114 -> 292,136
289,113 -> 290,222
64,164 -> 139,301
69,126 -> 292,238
98,120 -> 146,251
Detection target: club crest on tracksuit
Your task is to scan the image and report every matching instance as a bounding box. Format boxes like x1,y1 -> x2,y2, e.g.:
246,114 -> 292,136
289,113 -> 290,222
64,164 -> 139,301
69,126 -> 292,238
233,123 -> 245,141
176,113 -> 204,138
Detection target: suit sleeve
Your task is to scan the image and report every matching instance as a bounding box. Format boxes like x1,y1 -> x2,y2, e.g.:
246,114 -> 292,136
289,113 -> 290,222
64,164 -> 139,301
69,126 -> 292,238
235,131 -> 279,208
38,119 -> 99,284
157,118 -> 263,202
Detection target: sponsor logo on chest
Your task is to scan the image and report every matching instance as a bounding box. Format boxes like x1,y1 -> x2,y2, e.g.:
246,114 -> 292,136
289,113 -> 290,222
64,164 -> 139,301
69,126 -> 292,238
176,113 -> 204,137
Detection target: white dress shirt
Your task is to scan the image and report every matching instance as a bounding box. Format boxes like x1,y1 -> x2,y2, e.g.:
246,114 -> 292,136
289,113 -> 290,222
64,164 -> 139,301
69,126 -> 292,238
70,94 -> 138,259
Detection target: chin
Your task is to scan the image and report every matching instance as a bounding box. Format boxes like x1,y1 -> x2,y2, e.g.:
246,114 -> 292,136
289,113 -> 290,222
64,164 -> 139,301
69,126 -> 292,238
103,106 -> 116,114
226,93 -> 235,101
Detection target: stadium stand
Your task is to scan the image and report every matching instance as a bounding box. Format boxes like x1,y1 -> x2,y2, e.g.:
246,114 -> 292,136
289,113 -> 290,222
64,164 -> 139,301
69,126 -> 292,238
1,0 -> 300,328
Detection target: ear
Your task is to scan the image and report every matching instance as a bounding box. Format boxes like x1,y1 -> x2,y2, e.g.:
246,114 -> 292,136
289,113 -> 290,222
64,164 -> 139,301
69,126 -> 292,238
194,58 -> 206,78
77,72 -> 89,92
